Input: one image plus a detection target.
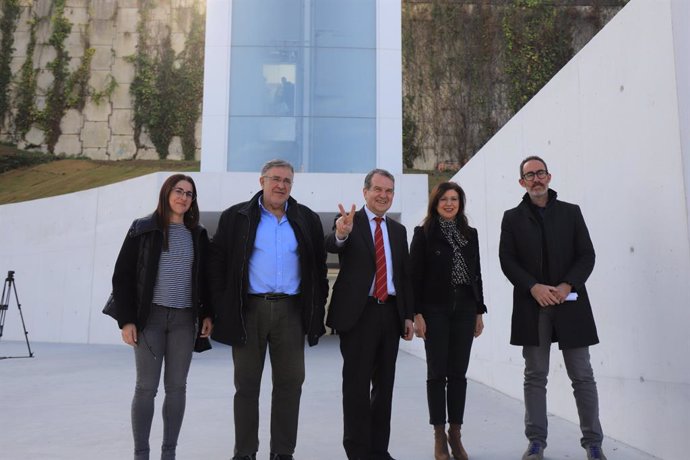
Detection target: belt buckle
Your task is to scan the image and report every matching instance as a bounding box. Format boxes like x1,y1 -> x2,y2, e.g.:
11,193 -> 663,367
376,297 -> 386,304
266,293 -> 288,301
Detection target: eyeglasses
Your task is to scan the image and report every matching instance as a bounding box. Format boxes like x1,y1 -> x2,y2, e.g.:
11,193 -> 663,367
522,169 -> 549,181
172,187 -> 195,200
263,176 -> 293,186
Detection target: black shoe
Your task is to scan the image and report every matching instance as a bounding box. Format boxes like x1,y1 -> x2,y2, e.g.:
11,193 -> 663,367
232,455 -> 256,460
269,454 -> 294,460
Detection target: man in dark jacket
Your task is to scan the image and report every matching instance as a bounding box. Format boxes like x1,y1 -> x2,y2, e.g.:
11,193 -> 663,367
207,159 -> 328,460
326,169 -> 414,460
499,156 -> 606,460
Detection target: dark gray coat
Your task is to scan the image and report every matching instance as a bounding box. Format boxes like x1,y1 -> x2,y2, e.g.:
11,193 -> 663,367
499,189 -> 599,349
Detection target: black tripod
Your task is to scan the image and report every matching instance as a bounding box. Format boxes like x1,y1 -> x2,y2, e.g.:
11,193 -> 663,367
0,271 -> 34,359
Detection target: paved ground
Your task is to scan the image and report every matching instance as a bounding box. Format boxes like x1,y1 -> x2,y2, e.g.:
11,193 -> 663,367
0,337 -> 657,460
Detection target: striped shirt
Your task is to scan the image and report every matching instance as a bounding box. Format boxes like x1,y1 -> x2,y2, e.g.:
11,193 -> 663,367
152,223 -> 193,309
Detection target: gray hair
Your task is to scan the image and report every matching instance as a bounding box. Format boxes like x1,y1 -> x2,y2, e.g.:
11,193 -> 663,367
261,159 -> 294,176
364,168 -> 395,189
519,155 -> 548,178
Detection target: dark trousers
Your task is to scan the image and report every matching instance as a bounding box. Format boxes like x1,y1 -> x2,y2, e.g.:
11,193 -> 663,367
423,285 -> 476,426
232,296 -> 305,457
339,298 -> 401,460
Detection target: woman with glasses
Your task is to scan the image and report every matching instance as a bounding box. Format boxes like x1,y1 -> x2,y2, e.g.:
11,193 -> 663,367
112,174 -> 213,460
410,182 -> 487,460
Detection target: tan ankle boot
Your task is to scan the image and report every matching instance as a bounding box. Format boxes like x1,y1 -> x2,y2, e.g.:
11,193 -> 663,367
447,424 -> 469,460
433,425 -> 451,460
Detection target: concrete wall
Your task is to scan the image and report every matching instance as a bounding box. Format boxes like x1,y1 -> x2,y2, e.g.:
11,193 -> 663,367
409,0 -> 690,457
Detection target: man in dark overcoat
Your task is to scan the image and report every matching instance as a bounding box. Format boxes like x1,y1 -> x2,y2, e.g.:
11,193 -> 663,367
499,156 -> 606,460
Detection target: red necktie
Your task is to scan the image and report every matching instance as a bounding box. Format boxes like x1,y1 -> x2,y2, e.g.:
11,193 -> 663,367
374,217 -> 388,302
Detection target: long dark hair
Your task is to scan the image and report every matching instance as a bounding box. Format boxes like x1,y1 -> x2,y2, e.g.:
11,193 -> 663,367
421,181 -> 469,237
155,174 -> 199,249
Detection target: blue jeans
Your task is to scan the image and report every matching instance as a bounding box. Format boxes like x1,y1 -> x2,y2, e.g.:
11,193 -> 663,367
522,307 -> 604,448
232,296 -> 305,457
132,304 -> 195,460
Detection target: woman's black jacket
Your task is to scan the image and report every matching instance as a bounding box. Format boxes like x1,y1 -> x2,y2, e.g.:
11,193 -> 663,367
409,221 -> 487,316
112,214 -> 211,330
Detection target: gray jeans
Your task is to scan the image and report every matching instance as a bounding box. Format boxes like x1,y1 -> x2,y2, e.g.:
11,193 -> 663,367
522,307 -> 604,448
232,295 -> 305,457
132,304 -> 195,460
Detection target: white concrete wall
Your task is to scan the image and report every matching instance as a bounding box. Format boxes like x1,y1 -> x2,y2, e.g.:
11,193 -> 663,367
672,0 -> 690,254
0,172 -> 426,346
407,0 -> 688,457
199,0 -> 232,173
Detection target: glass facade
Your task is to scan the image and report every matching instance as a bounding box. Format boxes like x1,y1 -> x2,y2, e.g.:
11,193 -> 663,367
228,0 -> 377,172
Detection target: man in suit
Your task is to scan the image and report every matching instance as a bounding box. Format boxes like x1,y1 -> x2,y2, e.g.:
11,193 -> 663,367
499,156 -> 606,460
207,159 -> 329,460
326,168 -> 415,460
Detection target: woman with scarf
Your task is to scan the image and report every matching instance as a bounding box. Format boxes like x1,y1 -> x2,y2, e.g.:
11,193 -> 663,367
410,181 -> 487,460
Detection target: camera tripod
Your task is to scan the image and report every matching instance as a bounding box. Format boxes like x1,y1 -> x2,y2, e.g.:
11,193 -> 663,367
0,270 -> 34,359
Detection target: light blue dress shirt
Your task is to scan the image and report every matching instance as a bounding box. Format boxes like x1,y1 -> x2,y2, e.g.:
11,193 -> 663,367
248,198 -> 301,295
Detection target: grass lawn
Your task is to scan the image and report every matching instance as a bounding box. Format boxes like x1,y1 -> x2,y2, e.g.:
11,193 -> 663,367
0,145 -> 455,205
0,145 -> 199,205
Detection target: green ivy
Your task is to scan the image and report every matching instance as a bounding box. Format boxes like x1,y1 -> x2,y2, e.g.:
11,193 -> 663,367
402,1 -> 499,166
149,34 -> 177,159
65,45 -> 94,111
0,0 -> 21,128
37,1 -> 94,153
502,0 -> 574,113
14,17 -> 38,140
130,1 -> 205,160
39,0 -> 72,153
176,8 -> 205,160
91,74 -> 118,106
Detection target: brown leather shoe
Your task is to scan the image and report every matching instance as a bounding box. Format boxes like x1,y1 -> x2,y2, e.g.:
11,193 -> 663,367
433,425 -> 451,460
447,424 -> 469,460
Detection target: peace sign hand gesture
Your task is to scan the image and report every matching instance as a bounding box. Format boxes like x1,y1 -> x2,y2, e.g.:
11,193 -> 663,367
335,203 -> 356,240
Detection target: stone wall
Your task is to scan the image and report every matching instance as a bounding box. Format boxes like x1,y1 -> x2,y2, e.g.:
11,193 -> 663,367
0,0 -> 204,160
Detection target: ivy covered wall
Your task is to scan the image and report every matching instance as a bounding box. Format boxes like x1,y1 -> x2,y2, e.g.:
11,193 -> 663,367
403,0 -> 628,170
0,0 -> 205,160
1,1 -> 629,166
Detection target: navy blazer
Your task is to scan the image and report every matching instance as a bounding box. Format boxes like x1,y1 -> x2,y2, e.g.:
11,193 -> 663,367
325,208 -> 414,334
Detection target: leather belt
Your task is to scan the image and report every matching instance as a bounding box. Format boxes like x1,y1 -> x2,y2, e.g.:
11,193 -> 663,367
249,293 -> 296,301
368,295 -> 396,305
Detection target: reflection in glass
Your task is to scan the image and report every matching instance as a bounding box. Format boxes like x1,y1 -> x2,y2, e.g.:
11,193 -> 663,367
227,0 -> 377,173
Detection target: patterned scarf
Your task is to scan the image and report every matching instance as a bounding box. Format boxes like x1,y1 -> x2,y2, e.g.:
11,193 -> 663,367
438,217 -> 471,286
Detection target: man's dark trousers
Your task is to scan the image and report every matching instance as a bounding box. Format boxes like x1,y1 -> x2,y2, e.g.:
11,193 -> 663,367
232,295 -> 305,456
340,297 -> 400,460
